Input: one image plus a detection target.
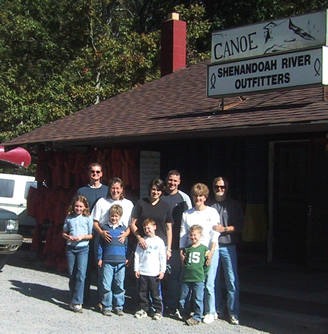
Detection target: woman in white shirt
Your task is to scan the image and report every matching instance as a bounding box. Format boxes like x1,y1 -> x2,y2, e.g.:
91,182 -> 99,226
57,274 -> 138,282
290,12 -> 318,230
180,183 -> 220,324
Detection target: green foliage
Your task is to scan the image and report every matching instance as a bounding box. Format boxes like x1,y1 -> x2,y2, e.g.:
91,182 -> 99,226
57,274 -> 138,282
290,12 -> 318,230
0,0 -> 327,143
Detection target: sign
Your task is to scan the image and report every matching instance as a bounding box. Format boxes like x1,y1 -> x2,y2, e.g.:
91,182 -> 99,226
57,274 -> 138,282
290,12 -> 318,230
207,47 -> 327,97
139,151 -> 160,199
211,11 -> 327,63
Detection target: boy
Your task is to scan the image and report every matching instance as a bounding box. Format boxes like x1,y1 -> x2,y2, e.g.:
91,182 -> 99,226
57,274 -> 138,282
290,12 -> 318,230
97,204 -> 127,316
134,218 -> 166,321
179,224 -> 210,326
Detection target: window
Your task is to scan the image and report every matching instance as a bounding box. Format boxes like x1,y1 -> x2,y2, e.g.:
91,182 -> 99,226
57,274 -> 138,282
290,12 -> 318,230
0,179 -> 15,198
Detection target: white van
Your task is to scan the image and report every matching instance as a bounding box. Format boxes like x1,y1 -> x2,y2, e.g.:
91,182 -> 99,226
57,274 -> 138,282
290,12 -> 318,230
0,173 -> 37,269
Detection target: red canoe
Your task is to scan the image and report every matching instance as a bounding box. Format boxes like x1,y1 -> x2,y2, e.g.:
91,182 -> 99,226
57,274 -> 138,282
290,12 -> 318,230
0,146 -> 31,168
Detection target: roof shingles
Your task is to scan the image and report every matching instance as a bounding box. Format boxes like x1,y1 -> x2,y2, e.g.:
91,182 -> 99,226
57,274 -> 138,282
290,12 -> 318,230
3,62 -> 328,146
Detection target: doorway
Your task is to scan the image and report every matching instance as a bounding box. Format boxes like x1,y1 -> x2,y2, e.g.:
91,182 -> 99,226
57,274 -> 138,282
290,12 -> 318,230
270,141 -> 310,264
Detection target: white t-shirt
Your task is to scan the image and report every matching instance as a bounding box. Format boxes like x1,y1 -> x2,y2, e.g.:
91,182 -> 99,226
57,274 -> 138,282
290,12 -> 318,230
180,206 -> 220,249
134,235 -> 166,276
92,197 -> 134,227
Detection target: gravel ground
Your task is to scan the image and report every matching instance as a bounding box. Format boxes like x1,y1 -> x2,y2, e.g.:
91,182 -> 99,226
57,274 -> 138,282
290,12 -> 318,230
1,248 -> 327,334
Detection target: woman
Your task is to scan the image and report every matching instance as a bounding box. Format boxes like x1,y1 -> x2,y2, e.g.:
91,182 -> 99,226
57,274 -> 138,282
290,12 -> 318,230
92,177 -> 134,309
93,177 -> 133,242
179,183 -> 220,324
130,177 -> 172,260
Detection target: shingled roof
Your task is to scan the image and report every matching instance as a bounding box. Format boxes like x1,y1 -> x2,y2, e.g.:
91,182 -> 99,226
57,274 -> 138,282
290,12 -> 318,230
3,61 -> 328,147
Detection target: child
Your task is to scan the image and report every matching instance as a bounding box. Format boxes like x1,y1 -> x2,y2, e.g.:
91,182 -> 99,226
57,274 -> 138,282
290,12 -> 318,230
134,218 -> 166,321
179,224 -> 210,326
62,195 -> 93,313
97,204 -> 127,316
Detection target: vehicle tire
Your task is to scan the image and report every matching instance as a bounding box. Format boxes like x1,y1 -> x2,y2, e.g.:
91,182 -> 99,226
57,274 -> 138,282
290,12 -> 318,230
0,255 -> 8,271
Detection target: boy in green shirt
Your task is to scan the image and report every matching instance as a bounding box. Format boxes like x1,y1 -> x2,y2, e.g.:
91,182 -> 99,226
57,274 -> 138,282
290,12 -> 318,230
179,224 -> 210,326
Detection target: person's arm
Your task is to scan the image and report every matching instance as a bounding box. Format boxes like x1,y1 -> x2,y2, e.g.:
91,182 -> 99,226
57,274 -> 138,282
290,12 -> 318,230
158,240 -> 167,280
76,233 -> 93,241
130,217 -> 147,249
206,241 -> 217,266
134,245 -> 141,278
166,222 -> 172,260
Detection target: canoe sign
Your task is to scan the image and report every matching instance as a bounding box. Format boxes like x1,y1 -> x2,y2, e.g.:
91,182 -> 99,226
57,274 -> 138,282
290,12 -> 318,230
211,11 -> 327,63
208,10 -> 328,97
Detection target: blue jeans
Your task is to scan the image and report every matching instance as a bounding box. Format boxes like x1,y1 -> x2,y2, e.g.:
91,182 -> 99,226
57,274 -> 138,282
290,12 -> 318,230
66,245 -> 89,305
179,281 -> 204,321
204,248 -> 219,315
101,262 -> 125,311
216,245 -> 239,318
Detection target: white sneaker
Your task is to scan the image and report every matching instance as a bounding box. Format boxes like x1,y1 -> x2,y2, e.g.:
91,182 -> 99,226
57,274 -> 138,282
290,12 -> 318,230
69,304 -> 82,313
135,309 -> 147,319
174,309 -> 183,320
203,313 -> 215,324
230,315 -> 239,325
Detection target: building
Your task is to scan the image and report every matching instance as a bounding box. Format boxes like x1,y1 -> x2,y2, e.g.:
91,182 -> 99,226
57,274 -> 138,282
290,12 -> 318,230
2,14 -> 328,270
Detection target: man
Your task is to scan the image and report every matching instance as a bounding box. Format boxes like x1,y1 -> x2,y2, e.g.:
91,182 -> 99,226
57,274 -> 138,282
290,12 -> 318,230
77,162 -> 108,304
162,170 -> 192,316
77,162 -> 108,210
212,176 -> 243,325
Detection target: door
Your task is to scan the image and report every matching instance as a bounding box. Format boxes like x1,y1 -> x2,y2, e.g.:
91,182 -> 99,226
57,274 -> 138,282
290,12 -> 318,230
272,141 -> 310,264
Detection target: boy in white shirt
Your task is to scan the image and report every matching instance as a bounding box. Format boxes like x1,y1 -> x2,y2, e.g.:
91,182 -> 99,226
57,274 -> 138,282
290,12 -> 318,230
134,218 -> 166,321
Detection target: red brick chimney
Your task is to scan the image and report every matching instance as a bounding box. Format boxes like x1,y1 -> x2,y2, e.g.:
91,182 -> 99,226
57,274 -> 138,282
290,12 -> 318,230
160,13 -> 187,76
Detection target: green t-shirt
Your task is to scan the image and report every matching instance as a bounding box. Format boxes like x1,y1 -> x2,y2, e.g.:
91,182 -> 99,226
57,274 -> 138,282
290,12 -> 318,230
182,244 -> 209,282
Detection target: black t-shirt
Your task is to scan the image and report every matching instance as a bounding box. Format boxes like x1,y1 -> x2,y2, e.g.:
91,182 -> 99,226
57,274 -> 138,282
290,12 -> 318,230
162,193 -> 189,250
131,198 -> 172,245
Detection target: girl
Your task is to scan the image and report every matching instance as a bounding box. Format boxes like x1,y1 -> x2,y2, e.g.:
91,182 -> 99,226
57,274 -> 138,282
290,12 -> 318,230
63,195 -> 93,313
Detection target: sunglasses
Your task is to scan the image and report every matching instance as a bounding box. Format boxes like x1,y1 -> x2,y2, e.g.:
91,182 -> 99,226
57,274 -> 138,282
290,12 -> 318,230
90,170 -> 101,174
214,185 -> 226,190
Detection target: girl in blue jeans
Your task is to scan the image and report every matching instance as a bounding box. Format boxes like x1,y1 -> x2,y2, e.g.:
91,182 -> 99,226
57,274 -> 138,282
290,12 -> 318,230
63,195 -> 93,313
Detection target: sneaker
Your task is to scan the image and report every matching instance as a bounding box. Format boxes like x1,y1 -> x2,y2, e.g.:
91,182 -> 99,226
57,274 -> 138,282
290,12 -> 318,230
203,313 -> 215,324
135,309 -> 148,319
174,309 -> 183,320
114,309 -> 124,316
95,302 -> 103,312
214,313 -> 218,320
152,313 -> 162,321
102,309 -> 112,316
186,317 -> 201,326
69,304 -> 83,313
230,315 -> 239,325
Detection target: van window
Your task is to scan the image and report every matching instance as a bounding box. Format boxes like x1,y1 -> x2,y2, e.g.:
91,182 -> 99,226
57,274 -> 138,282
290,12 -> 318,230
24,181 -> 37,199
0,179 -> 15,198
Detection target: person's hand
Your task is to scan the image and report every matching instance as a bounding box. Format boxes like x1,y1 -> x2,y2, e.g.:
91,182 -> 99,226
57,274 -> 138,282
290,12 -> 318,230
158,272 -> 164,280
118,232 -> 126,244
180,250 -> 186,263
102,230 -> 112,242
206,251 -> 213,266
166,249 -> 172,260
213,224 -> 225,233
135,271 -> 140,279
98,259 -> 103,268
137,236 -> 147,249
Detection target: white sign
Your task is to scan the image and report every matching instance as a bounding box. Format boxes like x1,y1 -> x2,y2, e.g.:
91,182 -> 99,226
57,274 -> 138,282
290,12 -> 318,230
139,151 -> 160,199
211,11 -> 327,63
207,47 -> 327,97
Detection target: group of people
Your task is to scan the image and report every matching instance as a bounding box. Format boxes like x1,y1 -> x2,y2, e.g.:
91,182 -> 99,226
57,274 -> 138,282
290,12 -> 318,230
62,163 -> 244,327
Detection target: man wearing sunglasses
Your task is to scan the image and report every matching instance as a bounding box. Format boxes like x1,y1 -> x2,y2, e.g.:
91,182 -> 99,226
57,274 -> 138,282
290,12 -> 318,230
211,176 -> 243,326
77,163 -> 109,210
77,162 -> 109,305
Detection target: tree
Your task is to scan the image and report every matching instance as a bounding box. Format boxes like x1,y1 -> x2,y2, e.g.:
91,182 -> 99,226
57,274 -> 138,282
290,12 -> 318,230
1,0 -> 326,143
